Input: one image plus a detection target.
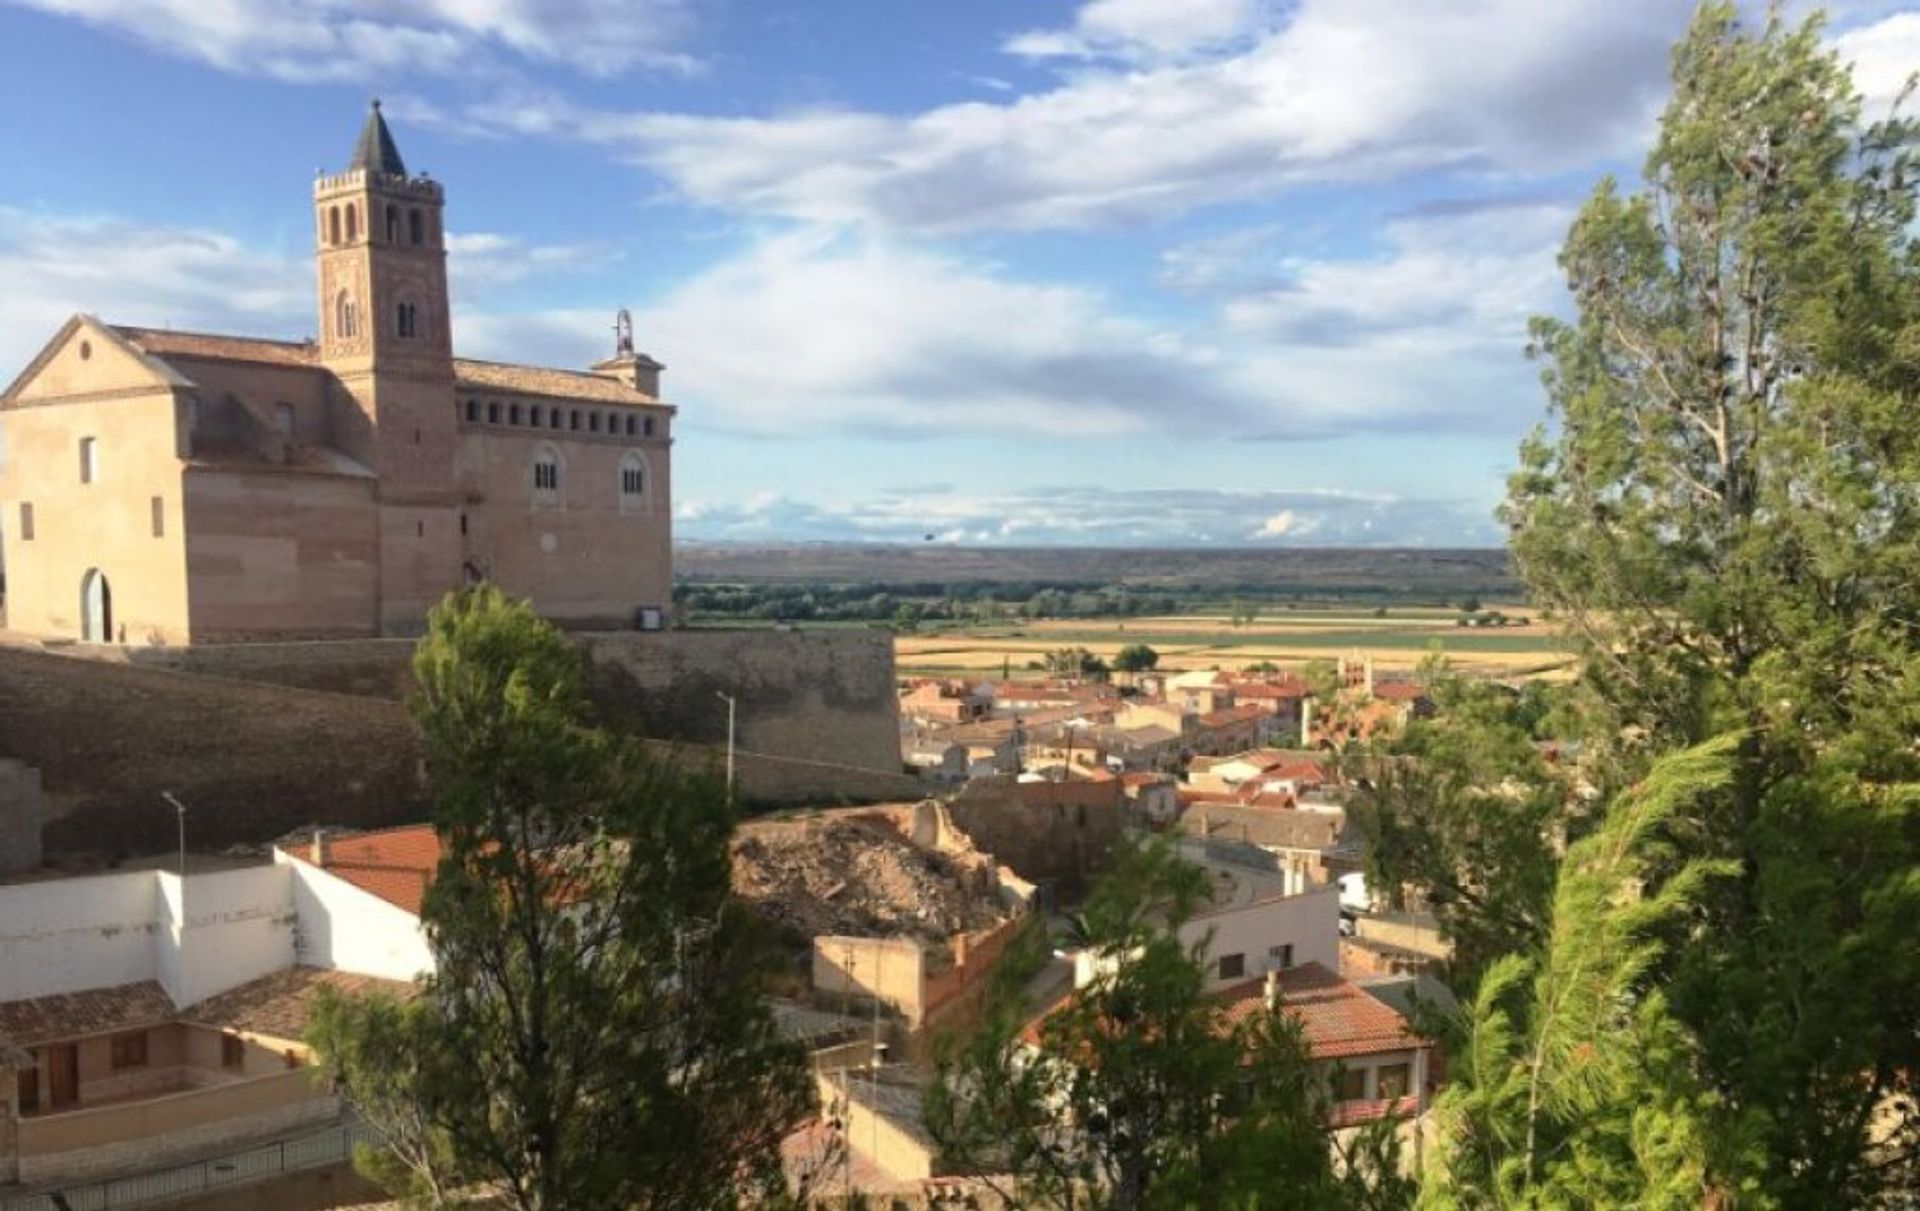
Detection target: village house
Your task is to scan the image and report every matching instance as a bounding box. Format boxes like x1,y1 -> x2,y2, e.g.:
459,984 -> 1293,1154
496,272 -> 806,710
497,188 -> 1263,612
0,103 -> 674,644
0,831 -> 435,1187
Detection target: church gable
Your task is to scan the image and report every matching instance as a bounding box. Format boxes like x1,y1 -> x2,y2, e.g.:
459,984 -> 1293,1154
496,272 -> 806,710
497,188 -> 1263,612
1,315 -> 189,406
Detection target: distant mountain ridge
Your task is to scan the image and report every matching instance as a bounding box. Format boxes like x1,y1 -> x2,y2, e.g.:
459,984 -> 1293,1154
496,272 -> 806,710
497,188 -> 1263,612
674,542 -> 1515,600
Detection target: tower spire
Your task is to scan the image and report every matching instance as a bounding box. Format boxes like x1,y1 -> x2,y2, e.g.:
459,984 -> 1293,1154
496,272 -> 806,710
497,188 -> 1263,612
349,99 -> 408,177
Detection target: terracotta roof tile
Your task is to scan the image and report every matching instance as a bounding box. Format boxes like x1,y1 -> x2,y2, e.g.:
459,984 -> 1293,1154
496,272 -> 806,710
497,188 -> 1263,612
1216,963 -> 1420,1060
115,327 -> 320,368
310,825 -> 441,915
183,966 -> 414,1042
454,358 -> 666,406
0,981 -> 176,1051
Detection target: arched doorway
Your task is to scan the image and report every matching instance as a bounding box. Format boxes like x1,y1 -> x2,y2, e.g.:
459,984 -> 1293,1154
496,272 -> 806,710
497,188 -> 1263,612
80,569 -> 111,643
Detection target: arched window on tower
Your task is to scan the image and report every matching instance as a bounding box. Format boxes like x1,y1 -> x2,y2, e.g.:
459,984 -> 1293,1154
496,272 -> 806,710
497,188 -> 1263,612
532,443 -> 562,505
618,451 -> 648,514
345,204 -> 357,242
409,209 -> 423,245
334,291 -> 357,340
328,206 -> 342,245
397,301 -> 419,339
386,204 -> 400,243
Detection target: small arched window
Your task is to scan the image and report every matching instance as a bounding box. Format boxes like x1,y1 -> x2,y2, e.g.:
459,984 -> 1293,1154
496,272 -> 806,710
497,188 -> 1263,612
487,402 -> 501,424
531,444 -> 562,502
530,405 -> 543,427
334,291 -> 357,340
618,451 -> 647,513
569,410 -> 580,431
549,409 -> 562,430
464,399 -> 478,422
589,412 -> 601,434
409,209 -> 424,245
397,301 -> 419,338
79,436 -> 98,484
624,415 -> 637,437
345,204 -> 358,242
509,403 -> 521,426
328,206 -> 342,245
643,416 -> 655,437
386,204 -> 400,243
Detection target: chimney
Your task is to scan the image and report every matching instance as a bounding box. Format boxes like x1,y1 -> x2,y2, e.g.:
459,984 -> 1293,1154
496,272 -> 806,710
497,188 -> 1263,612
309,828 -> 329,867
1264,967 -> 1282,1011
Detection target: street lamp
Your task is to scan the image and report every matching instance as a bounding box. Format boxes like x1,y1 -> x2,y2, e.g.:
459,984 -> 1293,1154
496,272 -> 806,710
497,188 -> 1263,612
160,791 -> 187,878
714,691 -> 737,799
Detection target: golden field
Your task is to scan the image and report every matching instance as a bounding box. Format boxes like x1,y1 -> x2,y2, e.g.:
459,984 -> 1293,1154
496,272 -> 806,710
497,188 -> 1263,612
894,608 -> 1573,680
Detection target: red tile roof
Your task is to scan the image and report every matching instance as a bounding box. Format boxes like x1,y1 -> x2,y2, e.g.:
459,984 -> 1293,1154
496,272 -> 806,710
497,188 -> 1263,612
1216,963 -> 1419,1060
0,981 -> 176,1053
1019,962 -> 1421,1067
306,825 -> 441,915
116,326 -> 320,368
183,966 -> 415,1042
453,358 -> 664,406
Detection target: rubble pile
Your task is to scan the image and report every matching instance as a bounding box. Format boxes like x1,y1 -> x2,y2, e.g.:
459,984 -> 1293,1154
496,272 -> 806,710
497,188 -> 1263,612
733,814 -> 1008,945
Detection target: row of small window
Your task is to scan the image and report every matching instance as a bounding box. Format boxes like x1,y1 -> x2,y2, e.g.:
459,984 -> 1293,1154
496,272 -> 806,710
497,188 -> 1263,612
332,293 -> 423,342
16,498 -> 166,541
529,448 -> 649,500
322,201 -> 433,247
465,398 -> 657,439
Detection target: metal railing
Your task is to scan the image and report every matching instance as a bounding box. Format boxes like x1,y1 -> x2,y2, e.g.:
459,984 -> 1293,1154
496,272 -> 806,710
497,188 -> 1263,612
2,1122 -> 376,1211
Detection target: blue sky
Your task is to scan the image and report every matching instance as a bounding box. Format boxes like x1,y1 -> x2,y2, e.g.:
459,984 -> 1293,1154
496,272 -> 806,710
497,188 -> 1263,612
2,0 -> 1914,547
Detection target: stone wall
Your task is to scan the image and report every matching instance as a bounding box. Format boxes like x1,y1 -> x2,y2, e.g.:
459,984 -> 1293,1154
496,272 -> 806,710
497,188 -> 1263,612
0,642 -> 915,864
943,778 -> 1129,903
0,757 -> 48,873
0,646 -> 429,861
120,626 -> 906,778
583,629 -> 903,773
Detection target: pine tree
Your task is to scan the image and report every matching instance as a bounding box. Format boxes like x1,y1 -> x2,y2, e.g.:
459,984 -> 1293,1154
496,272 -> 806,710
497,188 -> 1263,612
312,586 -> 814,1209
1480,3 -> 1920,1199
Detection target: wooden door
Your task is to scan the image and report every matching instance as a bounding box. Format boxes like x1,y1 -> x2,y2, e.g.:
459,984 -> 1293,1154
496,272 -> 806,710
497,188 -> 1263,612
16,1064 -> 38,1115
47,1044 -> 78,1110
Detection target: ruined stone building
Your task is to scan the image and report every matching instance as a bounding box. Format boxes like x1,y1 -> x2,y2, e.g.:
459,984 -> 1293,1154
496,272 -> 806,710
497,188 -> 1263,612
0,103 -> 673,643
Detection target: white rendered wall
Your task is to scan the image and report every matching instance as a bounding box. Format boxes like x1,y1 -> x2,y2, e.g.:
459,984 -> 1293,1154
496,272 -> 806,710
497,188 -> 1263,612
1070,886 -> 1340,994
1185,885 -> 1340,990
173,865 -> 297,1005
277,851 -> 434,982
0,871 -> 165,1002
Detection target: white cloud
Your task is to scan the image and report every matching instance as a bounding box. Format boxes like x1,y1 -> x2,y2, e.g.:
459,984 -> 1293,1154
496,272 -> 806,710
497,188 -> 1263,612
445,232 -> 607,292
476,0 -> 1682,233
673,485 -> 1499,547
1832,11 -> 1920,117
459,229 -> 1270,438
5,0 -> 698,82
0,208 -> 309,377
1005,0 -> 1266,64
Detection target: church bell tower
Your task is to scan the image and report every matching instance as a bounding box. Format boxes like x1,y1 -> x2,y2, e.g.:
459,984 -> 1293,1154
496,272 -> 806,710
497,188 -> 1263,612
313,101 -> 461,632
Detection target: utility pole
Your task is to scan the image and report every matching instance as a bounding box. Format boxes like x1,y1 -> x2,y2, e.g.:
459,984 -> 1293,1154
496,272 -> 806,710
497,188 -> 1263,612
714,691 -> 737,799
160,791 -> 187,878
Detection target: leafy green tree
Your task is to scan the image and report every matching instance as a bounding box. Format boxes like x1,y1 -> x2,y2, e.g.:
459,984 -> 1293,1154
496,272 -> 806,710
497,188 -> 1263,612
1436,4 -> 1920,1200
1044,646 -> 1111,681
1111,644 -> 1160,676
1349,667 -> 1572,989
1420,739 -> 1760,1208
316,587 -> 814,1210
927,841 -> 1412,1209
308,988 -> 466,1207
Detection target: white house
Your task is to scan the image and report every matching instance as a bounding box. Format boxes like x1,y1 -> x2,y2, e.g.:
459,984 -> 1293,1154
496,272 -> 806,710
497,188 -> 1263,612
0,828 -> 433,1187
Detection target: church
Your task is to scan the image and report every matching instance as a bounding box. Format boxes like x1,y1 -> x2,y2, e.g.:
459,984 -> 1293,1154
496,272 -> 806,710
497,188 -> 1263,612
0,103 -> 674,644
